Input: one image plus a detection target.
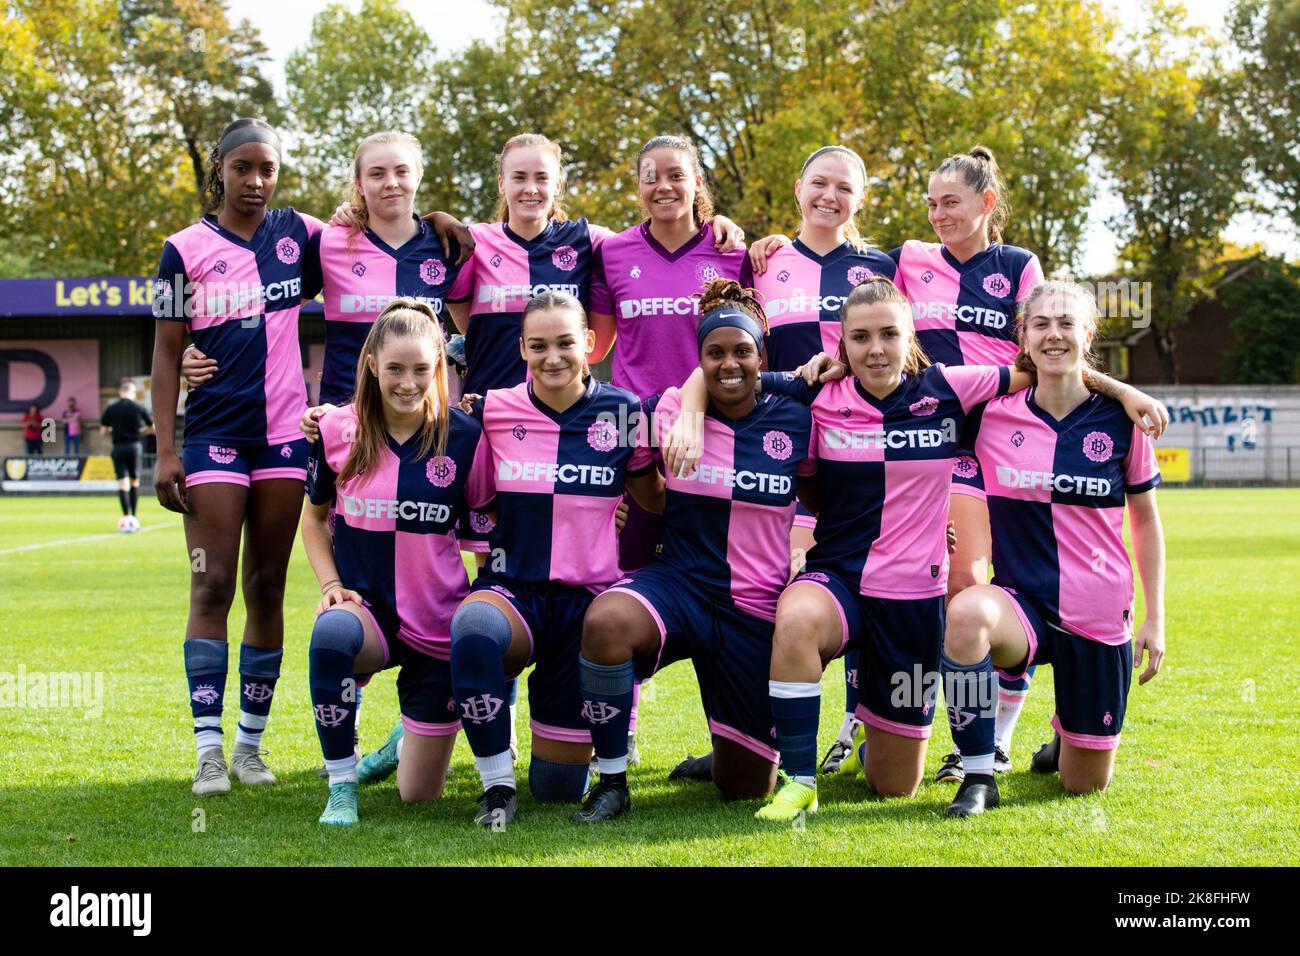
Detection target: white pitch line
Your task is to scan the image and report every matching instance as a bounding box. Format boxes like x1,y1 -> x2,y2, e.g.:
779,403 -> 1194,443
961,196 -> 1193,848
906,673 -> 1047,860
0,521 -> 180,556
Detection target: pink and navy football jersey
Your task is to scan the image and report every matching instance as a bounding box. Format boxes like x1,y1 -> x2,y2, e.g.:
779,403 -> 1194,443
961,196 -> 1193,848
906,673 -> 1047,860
473,377 -> 642,589
970,389 -> 1161,645
590,222 -> 747,398
303,217 -> 462,405
632,387 -> 812,620
765,363 -> 1010,598
447,218 -> 613,396
154,208 -> 325,444
739,239 -> 897,371
307,404 -> 494,659
890,240 -> 1043,367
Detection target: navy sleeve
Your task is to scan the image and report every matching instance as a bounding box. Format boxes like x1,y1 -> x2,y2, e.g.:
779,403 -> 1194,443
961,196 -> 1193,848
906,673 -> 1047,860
154,241 -> 188,321
886,245 -> 903,266
960,400 -> 989,450
739,255 -> 754,289
300,230 -> 323,301
306,439 -> 337,506
760,371 -> 816,404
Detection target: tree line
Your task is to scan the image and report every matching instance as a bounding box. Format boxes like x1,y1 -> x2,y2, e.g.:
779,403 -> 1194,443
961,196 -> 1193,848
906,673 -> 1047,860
1,0 -> 1296,382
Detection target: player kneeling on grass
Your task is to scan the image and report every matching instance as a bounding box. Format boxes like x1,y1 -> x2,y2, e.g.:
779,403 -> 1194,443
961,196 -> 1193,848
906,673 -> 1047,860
941,281 -> 1166,817
573,280 -> 811,822
301,298 -> 493,826
447,293 -> 663,830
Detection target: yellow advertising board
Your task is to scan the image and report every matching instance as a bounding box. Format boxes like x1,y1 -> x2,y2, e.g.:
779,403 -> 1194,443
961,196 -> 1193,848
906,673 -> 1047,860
81,455 -> 116,481
1155,448 -> 1191,483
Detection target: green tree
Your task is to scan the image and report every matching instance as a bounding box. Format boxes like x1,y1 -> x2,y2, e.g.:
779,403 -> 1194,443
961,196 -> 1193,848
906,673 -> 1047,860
1229,0 -> 1300,229
1100,4 -> 1248,383
1220,256 -> 1300,383
284,0 -> 436,218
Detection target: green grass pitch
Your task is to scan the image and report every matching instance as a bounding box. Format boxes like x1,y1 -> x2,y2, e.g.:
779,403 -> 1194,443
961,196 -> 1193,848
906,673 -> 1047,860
1,490 -> 1296,866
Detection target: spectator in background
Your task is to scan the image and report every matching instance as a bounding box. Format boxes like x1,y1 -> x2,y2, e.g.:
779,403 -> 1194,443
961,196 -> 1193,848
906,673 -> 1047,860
22,404 -> 44,455
62,397 -> 82,456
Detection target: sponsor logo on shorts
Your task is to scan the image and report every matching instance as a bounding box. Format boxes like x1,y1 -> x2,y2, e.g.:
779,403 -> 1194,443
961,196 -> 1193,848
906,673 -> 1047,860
488,585 -> 513,599
1011,430 -> 1025,447
551,245 -> 578,272
1082,430 -> 1114,463
420,258 -> 446,286
1103,711 -> 1113,727
352,262 -> 366,277
953,456 -> 979,479
581,700 -> 622,724
762,429 -> 793,460
314,703 -> 349,727
209,446 -> 237,465
512,425 -> 527,441
470,511 -> 494,533
426,455 -> 456,487
461,693 -> 504,724
190,684 -> 219,705
909,396 -> 939,417
694,262 -> 722,286
847,265 -> 875,285
982,272 -> 1011,297
798,571 -> 830,584
846,667 -> 858,689
275,236 -> 301,265
213,260 -> 228,275
587,419 -> 618,453
280,444 -> 292,459
243,681 -> 274,703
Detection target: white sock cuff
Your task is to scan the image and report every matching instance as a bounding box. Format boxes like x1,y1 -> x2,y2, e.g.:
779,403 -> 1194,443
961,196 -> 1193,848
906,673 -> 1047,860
769,680 -> 822,699
597,756 -> 629,775
475,750 -> 516,790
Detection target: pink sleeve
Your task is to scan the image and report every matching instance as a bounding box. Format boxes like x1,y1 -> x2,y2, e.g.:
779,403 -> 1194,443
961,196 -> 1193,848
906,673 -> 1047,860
1016,254 -> 1045,304
465,430 -> 495,509
942,364 -> 1010,413
299,212 -> 326,239
589,223 -> 616,249
588,242 -> 613,315
1124,423 -> 1162,492
447,244 -> 477,303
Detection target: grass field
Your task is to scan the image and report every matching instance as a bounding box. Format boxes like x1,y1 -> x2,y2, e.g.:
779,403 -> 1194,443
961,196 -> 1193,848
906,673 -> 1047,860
1,490 -> 1297,866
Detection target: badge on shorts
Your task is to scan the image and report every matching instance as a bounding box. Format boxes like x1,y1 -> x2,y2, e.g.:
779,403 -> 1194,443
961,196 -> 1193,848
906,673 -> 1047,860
931,564 -> 940,578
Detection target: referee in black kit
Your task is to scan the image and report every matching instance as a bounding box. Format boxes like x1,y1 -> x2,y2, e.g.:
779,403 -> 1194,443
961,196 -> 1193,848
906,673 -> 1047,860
100,379 -> 154,531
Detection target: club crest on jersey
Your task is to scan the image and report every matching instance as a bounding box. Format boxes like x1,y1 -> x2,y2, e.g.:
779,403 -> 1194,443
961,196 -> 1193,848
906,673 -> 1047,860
511,425 -> 527,441
190,684 -> 219,706
630,266 -> 641,279
694,262 -> 722,286
1011,430 -> 1025,447
470,511 -> 494,533
426,455 -> 456,487
921,270 -> 934,283
551,245 -> 578,272
243,681 -> 274,703
909,396 -> 939,417
213,260 -> 228,275
587,420 -> 618,453
490,253 -> 503,268
314,703 -> 349,727
762,430 -> 793,461
461,693 -> 504,724
982,272 -> 1011,297
798,571 -> 830,584
276,236 -> 301,265
847,265 -> 875,285
352,262 -> 366,277
582,700 -> 622,724
952,456 -> 979,479
1083,430 -> 1114,463
208,446 -> 237,465
280,444 -> 292,459
420,258 -> 446,286
777,269 -> 791,282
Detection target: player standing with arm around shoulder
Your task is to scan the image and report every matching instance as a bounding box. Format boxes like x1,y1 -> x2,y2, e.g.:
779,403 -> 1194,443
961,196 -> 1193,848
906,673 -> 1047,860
301,299 -> 491,825
448,293 -> 662,829
941,281 -> 1166,817
573,280 -> 810,822
151,118 -> 324,796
